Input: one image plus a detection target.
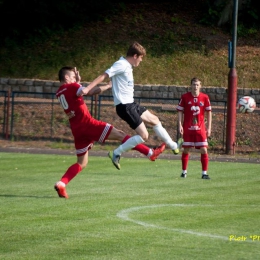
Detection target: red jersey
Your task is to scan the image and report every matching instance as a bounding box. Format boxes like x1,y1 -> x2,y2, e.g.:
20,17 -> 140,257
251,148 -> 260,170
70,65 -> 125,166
56,82 -> 112,156
56,83 -> 91,133
177,92 -> 211,132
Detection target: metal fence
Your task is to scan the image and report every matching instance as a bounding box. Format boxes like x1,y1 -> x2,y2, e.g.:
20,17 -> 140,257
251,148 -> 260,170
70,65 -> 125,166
0,91 -> 8,138
6,92 -> 94,142
0,91 -> 259,153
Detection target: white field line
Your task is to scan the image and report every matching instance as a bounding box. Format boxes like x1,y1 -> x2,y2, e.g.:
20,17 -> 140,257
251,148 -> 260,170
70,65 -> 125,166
117,204 -> 256,242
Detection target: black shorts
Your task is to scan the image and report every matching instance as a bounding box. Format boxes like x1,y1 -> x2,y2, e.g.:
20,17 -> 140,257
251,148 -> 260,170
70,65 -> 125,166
116,102 -> 147,130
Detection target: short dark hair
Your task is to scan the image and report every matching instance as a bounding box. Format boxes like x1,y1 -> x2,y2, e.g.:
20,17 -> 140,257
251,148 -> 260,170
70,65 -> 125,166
190,77 -> 202,85
58,66 -> 74,82
126,42 -> 146,57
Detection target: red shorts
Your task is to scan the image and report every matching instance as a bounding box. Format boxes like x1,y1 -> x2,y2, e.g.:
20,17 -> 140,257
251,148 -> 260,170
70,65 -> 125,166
72,118 -> 113,156
183,129 -> 208,149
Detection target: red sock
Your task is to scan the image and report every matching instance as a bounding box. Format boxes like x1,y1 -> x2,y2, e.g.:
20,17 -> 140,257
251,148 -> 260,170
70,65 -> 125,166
182,153 -> 189,171
122,135 -> 150,156
201,153 -> 209,171
61,163 -> 82,185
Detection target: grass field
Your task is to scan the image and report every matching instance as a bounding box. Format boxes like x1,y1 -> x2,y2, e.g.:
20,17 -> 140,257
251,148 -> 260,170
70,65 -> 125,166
0,152 -> 259,260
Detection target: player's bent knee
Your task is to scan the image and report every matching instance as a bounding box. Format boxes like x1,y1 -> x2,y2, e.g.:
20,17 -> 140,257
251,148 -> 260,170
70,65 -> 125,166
80,164 -> 87,170
141,134 -> 149,141
201,148 -> 207,154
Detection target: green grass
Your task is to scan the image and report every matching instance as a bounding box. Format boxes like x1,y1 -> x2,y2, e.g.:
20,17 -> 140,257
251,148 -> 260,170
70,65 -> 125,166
0,152 -> 259,260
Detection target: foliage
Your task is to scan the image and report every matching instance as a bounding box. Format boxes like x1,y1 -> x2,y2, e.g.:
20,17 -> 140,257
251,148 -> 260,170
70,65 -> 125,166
200,0 -> 260,36
199,0 -> 226,26
0,1 -> 260,88
0,0 -> 260,45
0,0 -> 114,44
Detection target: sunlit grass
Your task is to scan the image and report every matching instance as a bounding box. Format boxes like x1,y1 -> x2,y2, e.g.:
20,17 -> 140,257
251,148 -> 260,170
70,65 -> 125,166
0,152 -> 259,259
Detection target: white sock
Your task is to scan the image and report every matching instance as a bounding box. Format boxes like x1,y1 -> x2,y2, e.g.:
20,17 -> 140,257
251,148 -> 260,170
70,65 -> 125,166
147,149 -> 153,158
114,135 -> 145,155
202,171 -> 207,175
183,170 -> 187,174
153,122 -> 177,150
56,181 -> 65,187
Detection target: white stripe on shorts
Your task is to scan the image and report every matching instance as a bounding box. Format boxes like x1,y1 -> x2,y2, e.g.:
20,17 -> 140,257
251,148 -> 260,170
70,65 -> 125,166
99,123 -> 111,143
183,141 -> 208,147
76,143 -> 93,155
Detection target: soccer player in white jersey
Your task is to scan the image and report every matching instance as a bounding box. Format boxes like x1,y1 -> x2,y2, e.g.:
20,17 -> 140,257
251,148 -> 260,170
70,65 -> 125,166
177,77 -> 212,179
87,42 -> 182,164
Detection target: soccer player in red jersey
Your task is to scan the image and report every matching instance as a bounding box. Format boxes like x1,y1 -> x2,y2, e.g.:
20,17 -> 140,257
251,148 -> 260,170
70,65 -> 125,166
177,77 -> 212,179
54,67 -> 164,198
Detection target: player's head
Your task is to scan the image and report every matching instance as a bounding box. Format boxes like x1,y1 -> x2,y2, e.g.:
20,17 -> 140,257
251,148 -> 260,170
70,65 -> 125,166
190,77 -> 202,96
58,67 -> 76,83
126,42 -> 146,57
126,42 -> 146,67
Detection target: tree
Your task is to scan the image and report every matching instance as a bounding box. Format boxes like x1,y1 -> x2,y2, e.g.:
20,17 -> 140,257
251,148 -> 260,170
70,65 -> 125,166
207,0 -> 259,27
0,0 -> 113,43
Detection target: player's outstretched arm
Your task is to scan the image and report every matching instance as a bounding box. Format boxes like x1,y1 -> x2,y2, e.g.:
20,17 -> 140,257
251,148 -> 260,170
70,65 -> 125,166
81,73 -> 109,95
86,81 -> 112,96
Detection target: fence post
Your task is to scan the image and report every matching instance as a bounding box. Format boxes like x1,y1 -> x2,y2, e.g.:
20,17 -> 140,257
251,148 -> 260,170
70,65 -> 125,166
5,89 -> 11,140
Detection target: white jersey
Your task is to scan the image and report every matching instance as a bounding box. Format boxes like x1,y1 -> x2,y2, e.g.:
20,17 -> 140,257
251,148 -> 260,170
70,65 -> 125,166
105,56 -> 134,105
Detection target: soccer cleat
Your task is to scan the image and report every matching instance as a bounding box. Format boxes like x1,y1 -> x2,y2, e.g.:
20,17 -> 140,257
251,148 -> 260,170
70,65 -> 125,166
172,147 -> 179,155
54,182 -> 69,198
149,143 -> 166,161
172,137 -> 184,155
177,137 -> 184,149
202,174 -> 210,179
180,173 -> 187,178
108,151 -> 121,170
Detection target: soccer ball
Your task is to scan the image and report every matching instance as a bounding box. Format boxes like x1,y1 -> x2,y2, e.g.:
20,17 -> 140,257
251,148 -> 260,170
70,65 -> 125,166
238,96 -> 256,113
